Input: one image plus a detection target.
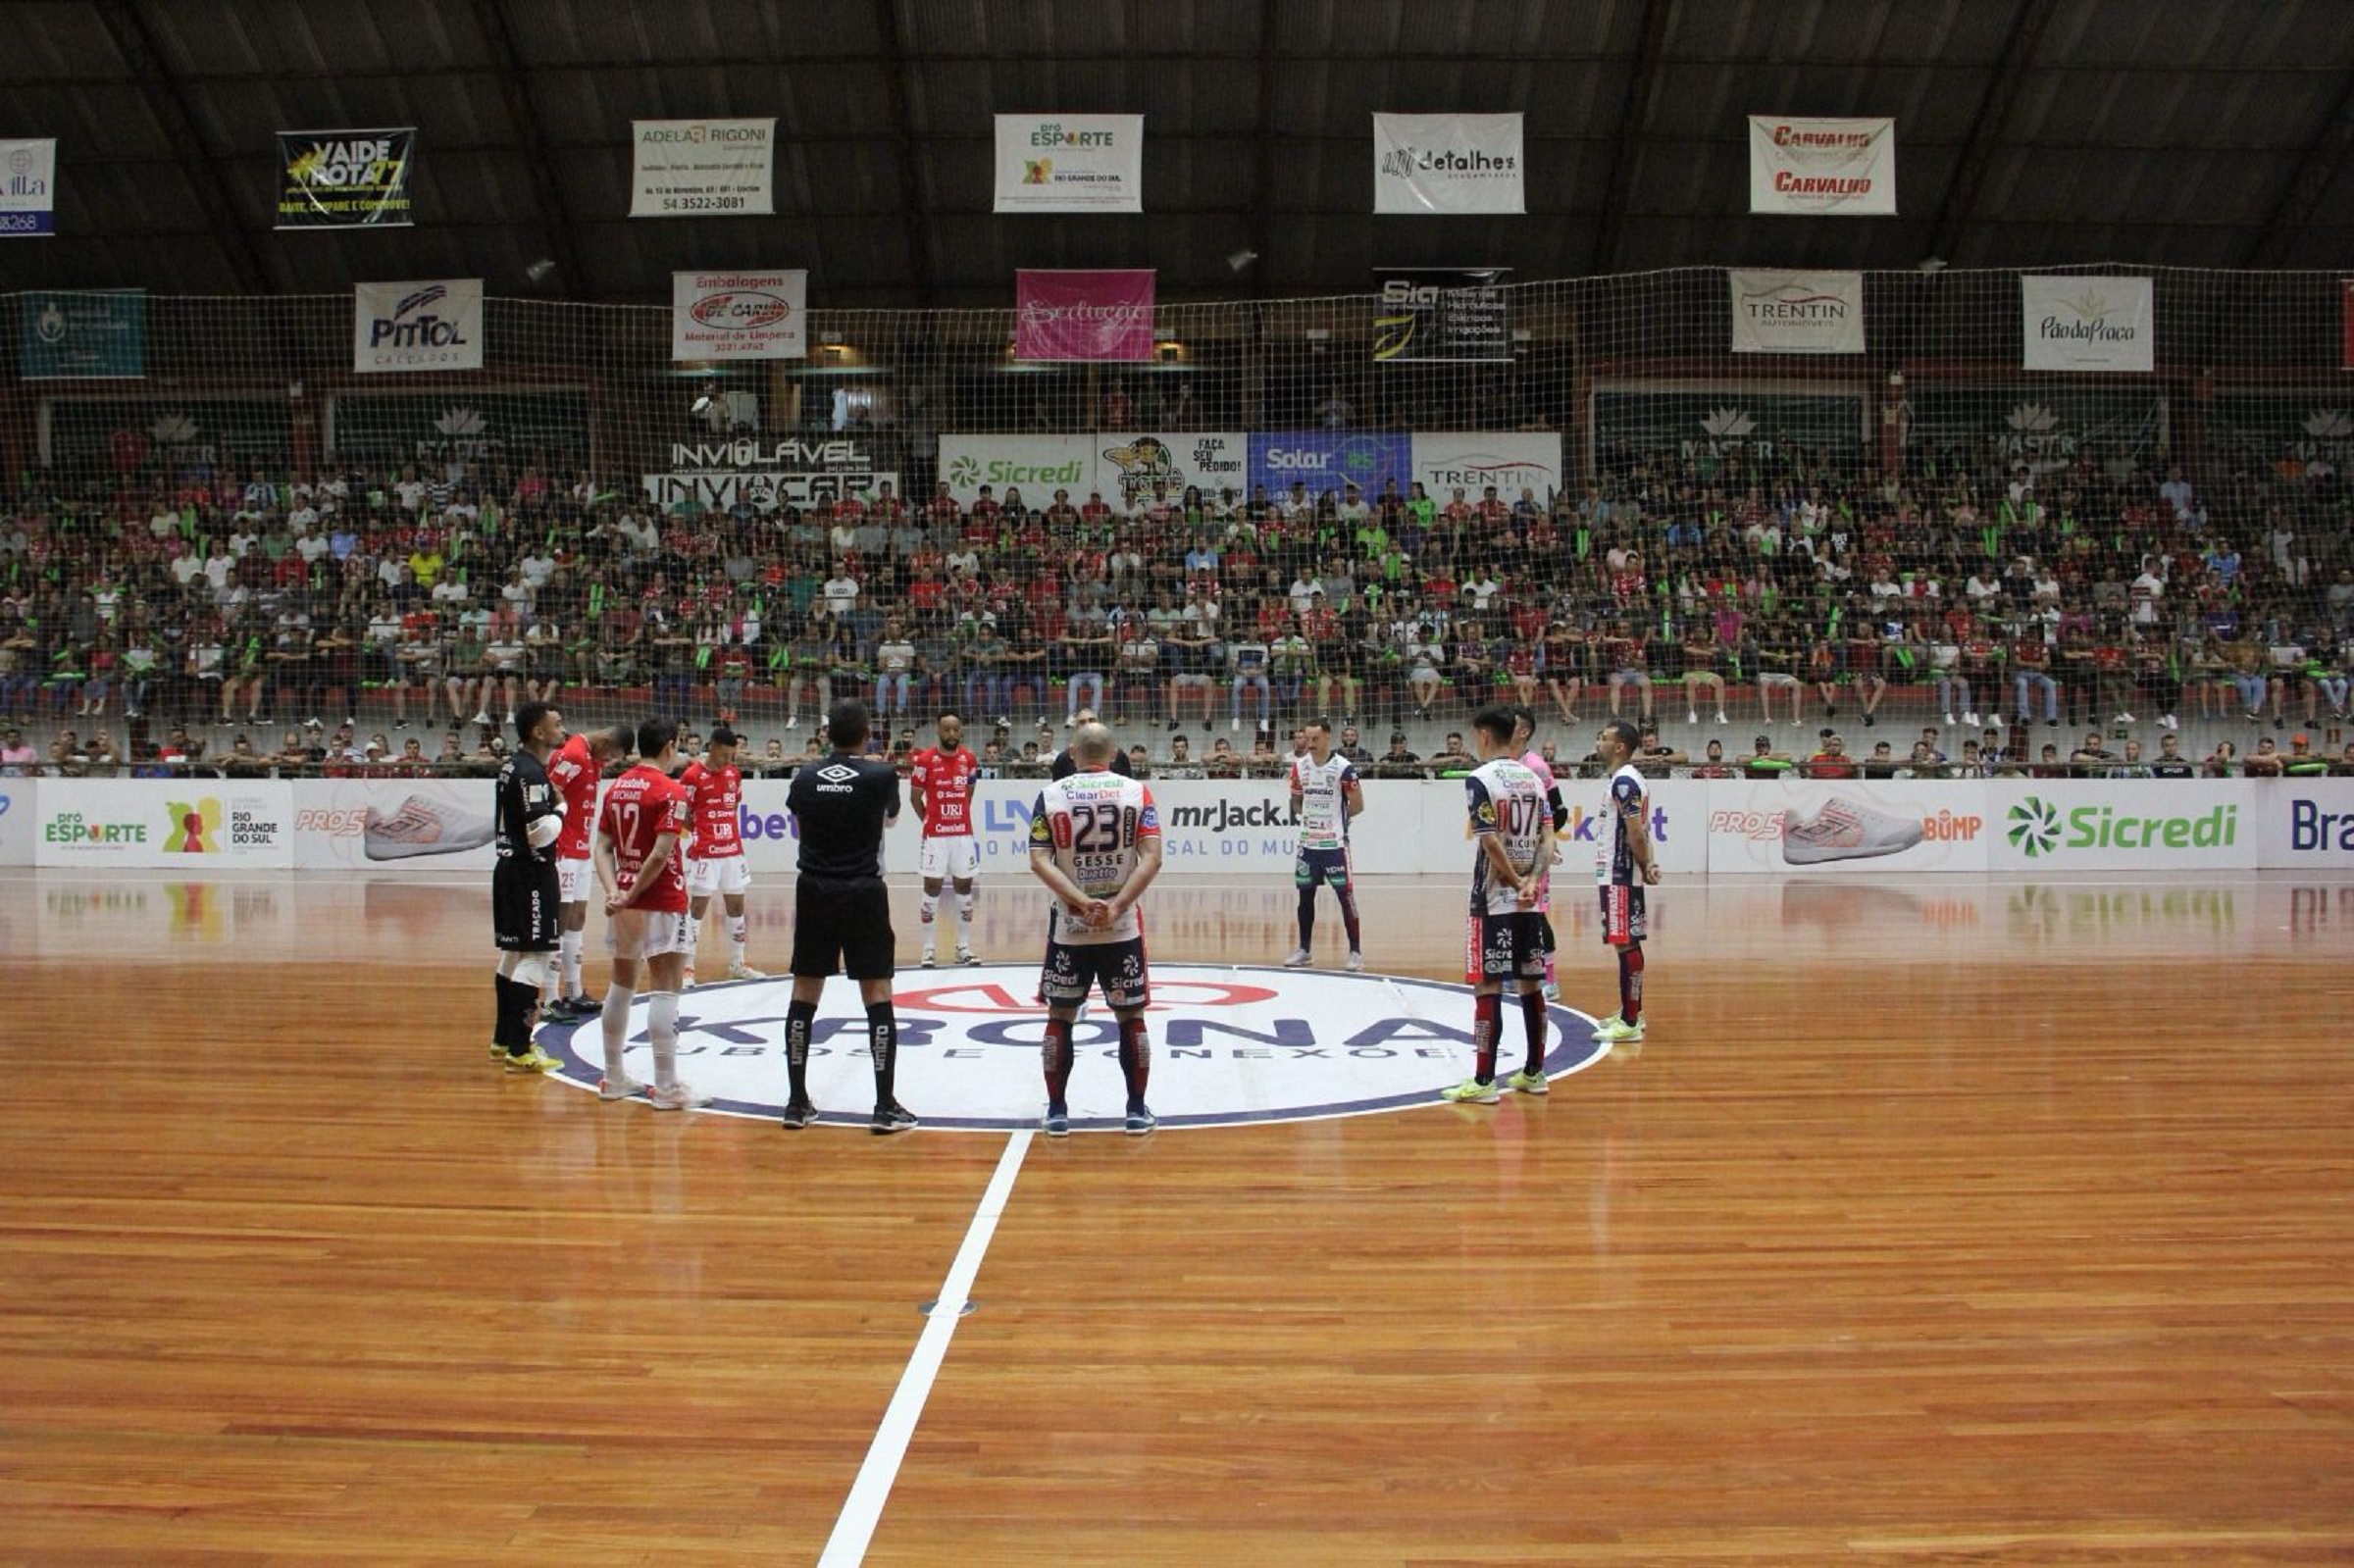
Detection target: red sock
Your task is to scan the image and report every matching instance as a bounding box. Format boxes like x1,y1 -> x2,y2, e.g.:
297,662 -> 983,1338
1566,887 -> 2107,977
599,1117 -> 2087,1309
1618,945 -> 1645,1024
1043,1016 -> 1074,1111
1519,988 -> 1548,1076
1471,991 -> 1501,1083
1117,1015 -> 1151,1112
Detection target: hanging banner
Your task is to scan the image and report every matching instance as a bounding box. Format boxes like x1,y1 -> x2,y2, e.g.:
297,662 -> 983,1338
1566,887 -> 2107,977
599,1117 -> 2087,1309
994,115 -> 1144,213
629,119 -> 776,218
352,279 -> 484,375
2021,275 -> 2154,373
1371,267 -> 1511,362
276,128 -> 414,228
1373,113 -> 1524,215
1409,432 -> 1564,505
20,290 -> 144,379
330,390 -> 590,469
1747,116 -> 1896,215
0,137 -> 57,237
1247,432 -> 1413,502
1727,270 -> 1866,354
1589,388 -> 1868,468
671,270 -> 806,360
936,435 -> 1097,506
1014,270 -> 1154,362
2204,392 -> 2353,481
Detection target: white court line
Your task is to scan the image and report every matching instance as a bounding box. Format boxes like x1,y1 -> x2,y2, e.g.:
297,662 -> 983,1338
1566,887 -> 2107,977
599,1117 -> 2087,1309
818,1129 -> 1034,1567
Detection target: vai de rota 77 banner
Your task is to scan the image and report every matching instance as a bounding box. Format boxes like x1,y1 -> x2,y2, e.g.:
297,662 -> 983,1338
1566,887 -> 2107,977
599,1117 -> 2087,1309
630,119 -> 777,218
2021,275 -> 2154,373
1372,113 -> 1523,215
671,270 -> 805,360
1015,270 -> 1154,362
1727,270 -> 1866,354
1747,116 -> 1895,215
277,128 -> 414,228
1372,268 -> 1511,362
994,115 -> 1144,213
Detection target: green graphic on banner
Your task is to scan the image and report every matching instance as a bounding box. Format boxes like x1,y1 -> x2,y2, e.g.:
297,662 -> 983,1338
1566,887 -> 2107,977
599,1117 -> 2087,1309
1905,385 -> 2168,476
2205,392 -> 2354,480
20,290 -> 146,379
1592,390 -> 1865,469
329,391 -> 592,469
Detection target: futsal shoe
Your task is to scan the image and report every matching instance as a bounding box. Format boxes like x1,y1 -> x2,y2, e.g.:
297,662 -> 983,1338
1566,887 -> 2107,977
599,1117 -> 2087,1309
955,946 -> 981,967
647,1081 -> 710,1111
1123,1107 -> 1158,1137
503,1045 -> 563,1074
725,962 -> 766,981
779,1097 -> 819,1131
1345,950 -> 1365,972
1282,947 -> 1311,968
871,1101 -> 920,1137
920,944 -> 936,968
1592,1017 -> 1646,1044
1043,1108 -> 1071,1138
1780,796 -> 1924,865
1506,1069 -> 1551,1096
361,793 -> 495,861
1440,1077 -> 1501,1105
565,993 -> 601,1018
488,1041 -> 507,1062
597,1075 -> 647,1102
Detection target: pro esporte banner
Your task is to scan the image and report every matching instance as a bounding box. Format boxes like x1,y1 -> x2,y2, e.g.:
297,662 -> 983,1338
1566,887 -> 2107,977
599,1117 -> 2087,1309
1727,270 -> 1866,354
630,119 -> 777,218
994,115 -> 1144,213
1372,113 -> 1523,215
1371,268 -> 1511,362
1014,270 -> 1154,361
1747,116 -> 1896,215
0,137 -> 57,237
672,270 -> 806,360
277,128 -> 414,228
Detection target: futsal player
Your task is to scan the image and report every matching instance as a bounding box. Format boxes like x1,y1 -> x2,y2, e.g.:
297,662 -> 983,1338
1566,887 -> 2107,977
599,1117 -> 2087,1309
1589,718 -> 1661,1045
1510,704 -> 1571,1000
592,720 -> 704,1110
1441,705 -> 1556,1104
543,723 -> 633,1021
908,710 -> 982,968
782,700 -> 915,1135
489,700 -> 568,1073
679,724 -> 762,985
1027,722 -> 1163,1136
1282,717 -> 1364,971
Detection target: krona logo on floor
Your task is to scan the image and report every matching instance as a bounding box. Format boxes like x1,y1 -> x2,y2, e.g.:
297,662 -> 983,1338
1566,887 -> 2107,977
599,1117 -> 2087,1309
540,965 -> 1607,1133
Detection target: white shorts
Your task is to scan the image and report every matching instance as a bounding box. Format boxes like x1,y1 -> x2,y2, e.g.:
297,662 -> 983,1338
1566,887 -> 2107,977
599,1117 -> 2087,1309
687,854 -> 751,898
606,906 -> 693,961
558,856 -> 594,904
917,835 -> 980,882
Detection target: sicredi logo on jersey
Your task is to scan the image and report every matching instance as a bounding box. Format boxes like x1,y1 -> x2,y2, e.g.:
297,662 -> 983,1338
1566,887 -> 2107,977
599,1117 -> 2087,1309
542,965 -> 1607,1132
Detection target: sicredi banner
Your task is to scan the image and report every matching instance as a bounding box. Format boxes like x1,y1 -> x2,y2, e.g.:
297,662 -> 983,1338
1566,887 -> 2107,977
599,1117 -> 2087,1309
1372,113 -> 1524,215
937,434 -> 1097,506
2257,779 -> 2354,869
1985,779 -> 2242,871
1409,431 -> 1563,507
1247,431 -> 1413,502
36,780 -> 292,869
1707,779 -> 1989,874
277,128 -> 414,228
352,279 -> 485,375
630,119 -> 776,217
1747,116 -> 1896,215
994,114 -> 1144,213
671,270 -> 805,360
2021,275 -> 2154,373
1727,270 -> 1867,355
0,137 -> 57,237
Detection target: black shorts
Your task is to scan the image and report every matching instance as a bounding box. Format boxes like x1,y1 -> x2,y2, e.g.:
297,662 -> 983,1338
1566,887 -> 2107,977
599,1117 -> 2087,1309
1471,910 -> 1549,981
1040,934 -> 1150,1011
492,857 -> 562,952
792,877 -> 896,981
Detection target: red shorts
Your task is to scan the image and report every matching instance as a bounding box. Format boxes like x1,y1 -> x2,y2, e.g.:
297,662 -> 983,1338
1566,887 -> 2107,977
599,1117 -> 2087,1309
1599,885 -> 1647,947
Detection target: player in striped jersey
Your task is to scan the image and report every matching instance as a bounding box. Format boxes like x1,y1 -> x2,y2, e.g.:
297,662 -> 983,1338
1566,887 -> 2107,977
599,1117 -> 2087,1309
1282,718 -> 1365,970
1590,718 -> 1661,1045
1441,705 -> 1557,1105
1510,705 -> 1570,1000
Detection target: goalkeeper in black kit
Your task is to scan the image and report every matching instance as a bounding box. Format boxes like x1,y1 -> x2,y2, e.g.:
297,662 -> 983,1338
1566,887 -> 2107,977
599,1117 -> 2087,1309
490,701 -> 571,1073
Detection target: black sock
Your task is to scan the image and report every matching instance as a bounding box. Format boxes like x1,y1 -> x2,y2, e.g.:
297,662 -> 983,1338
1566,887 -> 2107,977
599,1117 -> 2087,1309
866,999 -> 897,1108
1296,885 -> 1315,950
492,973 -> 515,1050
495,974 -> 530,1052
1043,1016 -> 1074,1113
1117,1014 -> 1151,1114
785,998 -> 816,1101
1520,988 -> 1548,1076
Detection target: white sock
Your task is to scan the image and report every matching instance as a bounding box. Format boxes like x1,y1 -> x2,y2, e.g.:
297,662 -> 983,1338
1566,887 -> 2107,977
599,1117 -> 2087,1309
600,983 -> 634,1081
956,890 -> 977,936
560,930 -> 583,997
919,892 -> 938,928
728,914 -> 747,968
683,917 -> 699,972
647,990 -> 680,1088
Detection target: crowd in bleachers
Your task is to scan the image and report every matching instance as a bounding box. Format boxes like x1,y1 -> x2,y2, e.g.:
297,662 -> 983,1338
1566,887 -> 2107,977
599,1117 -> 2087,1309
4,438 -> 2352,781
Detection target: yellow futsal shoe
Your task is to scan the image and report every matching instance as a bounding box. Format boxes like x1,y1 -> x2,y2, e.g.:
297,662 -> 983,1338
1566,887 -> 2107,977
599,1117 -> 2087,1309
1505,1069 -> 1551,1096
1440,1077 -> 1501,1104
1591,1017 -> 1646,1044
502,1045 -> 563,1074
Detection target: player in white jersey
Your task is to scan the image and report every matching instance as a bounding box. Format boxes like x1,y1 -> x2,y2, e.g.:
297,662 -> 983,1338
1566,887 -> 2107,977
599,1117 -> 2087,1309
1026,723 -> 1164,1137
1442,705 -> 1558,1105
1510,704 -> 1570,999
1282,718 -> 1365,970
1590,718 -> 1660,1045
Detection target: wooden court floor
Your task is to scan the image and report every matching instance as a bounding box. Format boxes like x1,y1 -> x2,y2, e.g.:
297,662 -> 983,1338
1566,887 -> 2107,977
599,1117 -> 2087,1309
3,870 -> 2352,1566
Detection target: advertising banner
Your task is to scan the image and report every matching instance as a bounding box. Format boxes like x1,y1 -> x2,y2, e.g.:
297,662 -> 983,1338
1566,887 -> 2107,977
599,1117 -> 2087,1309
329,390 -> 592,471
2256,780 -> 2354,870
0,776 -> 31,866
0,136 -> 57,237
630,119 -> 776,218
994,114 -> 1144,213
1985,779 -> 2247,872
1408,431 -> 1564,505
352,279 -> 485,375
36,780 -> 292,869
40,398 -> 292,471
1247,431 -> 1412,502
1727,270 -> 1867,354
1747,116 -> 1896,215
1372,113 -> 1524,215
2021,275 -> 2154,373
1591,388 -> 1868,466
290,778 -> 498,872
1095,431 -> 1250,508
1904,385 -> 2169,476
1015,270 -> 1154,362
20,290 -> 144,379
2203,392 -> 2351,481
1371,268 -> 1511,362
936,434 -> 1097,505
277,128 -> 414,228
1707,780 -> 1989,874
671,269 -> 806,360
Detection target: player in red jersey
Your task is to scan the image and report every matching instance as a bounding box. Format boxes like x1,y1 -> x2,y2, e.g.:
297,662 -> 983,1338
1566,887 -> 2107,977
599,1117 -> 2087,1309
542,722 -> 634,1021
677,724 -> 762,986
592,719 -> 703,1111
908,709 -> 983,966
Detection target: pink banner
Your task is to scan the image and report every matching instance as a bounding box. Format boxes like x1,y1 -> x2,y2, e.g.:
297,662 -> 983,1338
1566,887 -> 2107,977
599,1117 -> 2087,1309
1015,270 -> 1154,361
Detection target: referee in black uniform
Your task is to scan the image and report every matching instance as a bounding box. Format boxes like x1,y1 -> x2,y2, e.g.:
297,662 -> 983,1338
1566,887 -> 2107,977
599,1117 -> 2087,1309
491,700 -> 568,1073
1048,708 -> 1136,780
783,699 -> 915,1135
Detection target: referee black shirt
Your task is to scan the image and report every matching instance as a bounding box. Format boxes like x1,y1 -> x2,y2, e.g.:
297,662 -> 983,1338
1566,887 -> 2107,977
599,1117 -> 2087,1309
787,753 -> 902,882
1049,745 -> 1136,781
